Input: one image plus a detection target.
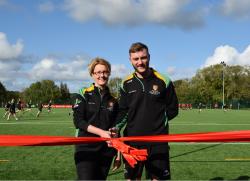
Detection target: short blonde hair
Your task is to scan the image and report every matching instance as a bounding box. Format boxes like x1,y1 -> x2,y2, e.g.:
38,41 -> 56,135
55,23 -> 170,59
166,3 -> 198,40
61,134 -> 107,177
88,57 -> 111,76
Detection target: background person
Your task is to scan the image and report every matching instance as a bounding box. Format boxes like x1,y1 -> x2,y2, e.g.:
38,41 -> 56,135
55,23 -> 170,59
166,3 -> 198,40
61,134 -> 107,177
198,102 -> 202,113
36,102 -> 43,117
27,100 -> 32,110
73,57 -> 119,180
114,42 -> 179,180
3,101 -> 11,118
47,100 -> 52,113
7,98 -> 18,121
16,98 -> 23,113
23,100 -> 32,113
69,98 -> 78,116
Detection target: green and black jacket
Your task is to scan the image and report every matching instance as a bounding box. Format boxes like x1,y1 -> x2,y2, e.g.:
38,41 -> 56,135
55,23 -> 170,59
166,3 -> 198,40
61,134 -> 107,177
115,68 -> 179,142
73,84 -> 118,154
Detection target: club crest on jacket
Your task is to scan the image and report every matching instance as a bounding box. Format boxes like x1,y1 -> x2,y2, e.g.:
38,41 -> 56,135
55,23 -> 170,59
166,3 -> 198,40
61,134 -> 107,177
149,84 -> 160,95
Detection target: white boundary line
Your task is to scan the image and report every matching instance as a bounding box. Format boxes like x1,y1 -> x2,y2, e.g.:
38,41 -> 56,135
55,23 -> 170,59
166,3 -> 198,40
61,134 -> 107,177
2,122 -> 250,125
225,158 -> 250,161
171,123 -> 250,125
0,121 -> 71,125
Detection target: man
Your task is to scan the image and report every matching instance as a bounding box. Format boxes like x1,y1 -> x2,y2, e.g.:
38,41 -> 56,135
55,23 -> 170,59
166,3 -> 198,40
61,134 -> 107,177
47,100 -> 52,113
36,102 -> 43,117
7,98 -> 18,121
16,98 -> 23,113
3,101 -> 11,118
24,100 -> 32,113
115,42 -> 179,180
198,102 -> 202,113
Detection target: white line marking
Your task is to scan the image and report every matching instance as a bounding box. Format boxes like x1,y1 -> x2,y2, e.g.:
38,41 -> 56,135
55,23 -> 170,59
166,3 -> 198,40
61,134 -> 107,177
171,123 -> 250,126
0,160 -> 9,162
169,142 -> 250,145
225,158 -> 250,161
0,121 -> 71,125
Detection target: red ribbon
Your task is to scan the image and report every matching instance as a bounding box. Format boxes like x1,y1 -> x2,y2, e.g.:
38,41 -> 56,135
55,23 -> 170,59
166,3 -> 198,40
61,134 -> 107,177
1,130 -> 250,167
118,130 -> 250,142
0,135 -> 147,167
111,139 -> 147,168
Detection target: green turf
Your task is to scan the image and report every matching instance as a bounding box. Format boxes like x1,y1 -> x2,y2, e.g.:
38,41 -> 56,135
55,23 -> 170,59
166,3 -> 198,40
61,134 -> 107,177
0,108 -> 250,180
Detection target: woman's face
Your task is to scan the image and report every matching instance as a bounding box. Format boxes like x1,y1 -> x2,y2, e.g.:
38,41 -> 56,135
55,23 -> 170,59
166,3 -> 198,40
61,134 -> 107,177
92,64 -> 110,88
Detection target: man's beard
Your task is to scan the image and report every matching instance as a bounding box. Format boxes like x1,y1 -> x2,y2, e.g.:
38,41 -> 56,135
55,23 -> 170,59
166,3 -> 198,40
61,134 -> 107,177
132,64 -> 150,77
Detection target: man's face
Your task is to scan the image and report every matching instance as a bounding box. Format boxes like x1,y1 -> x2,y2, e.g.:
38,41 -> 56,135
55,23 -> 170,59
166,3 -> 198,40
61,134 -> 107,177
129,48 -> 150,74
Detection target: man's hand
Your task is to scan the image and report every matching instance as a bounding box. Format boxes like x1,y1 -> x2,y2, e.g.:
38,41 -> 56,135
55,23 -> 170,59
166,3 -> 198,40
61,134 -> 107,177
112,159 -> 121,171
112,153 -> 121,171
109,127 -> 119,138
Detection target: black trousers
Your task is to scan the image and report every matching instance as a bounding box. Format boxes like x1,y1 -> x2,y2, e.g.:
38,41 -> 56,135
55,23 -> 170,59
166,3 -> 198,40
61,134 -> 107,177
75,151 -> 113,180
124,144 -> 170,180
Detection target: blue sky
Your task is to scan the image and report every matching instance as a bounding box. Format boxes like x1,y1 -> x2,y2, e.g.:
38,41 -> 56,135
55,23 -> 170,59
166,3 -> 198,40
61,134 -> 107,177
0,0 -> 250,93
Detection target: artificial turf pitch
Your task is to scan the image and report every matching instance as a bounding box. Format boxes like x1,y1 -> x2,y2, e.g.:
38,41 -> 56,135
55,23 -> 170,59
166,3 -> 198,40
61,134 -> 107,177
0,108 -> 249,180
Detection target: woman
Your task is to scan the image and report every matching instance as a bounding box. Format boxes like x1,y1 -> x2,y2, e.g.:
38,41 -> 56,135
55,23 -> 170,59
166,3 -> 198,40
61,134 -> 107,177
73,57 -> 119,180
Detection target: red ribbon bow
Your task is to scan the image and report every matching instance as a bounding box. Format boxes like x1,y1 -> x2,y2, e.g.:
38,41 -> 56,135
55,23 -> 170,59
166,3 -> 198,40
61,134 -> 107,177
111,139 -> 147,168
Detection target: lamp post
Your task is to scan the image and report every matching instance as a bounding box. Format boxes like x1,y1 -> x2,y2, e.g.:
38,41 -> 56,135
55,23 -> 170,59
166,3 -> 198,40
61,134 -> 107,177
220,61 -> 226,109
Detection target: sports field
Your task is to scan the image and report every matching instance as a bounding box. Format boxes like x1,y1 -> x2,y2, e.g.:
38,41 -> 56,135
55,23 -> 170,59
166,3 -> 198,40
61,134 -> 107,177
0,108 -> 250,180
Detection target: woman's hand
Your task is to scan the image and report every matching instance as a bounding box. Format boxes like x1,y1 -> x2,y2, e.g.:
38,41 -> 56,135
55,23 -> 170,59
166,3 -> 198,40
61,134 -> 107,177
87,125 -> 113,146
99,130 -> 112,138
99,130 -> 113,147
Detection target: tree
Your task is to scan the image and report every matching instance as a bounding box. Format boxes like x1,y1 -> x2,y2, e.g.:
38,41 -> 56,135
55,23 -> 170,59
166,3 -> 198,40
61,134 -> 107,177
0,82 -> 7,105
174,64 -> 250,107
108,77 -> 122,98
174,79 -> 192,103
59,82 -> 71,104
23,80 -> 61,104
227,65 -> 250,100
190,65 -> 223,104
6,91 -> 20,103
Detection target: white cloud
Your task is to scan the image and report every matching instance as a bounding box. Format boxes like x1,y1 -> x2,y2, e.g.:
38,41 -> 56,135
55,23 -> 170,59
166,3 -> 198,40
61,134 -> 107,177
63,0 -> 97,22
0,32 -> 23,60
111,64 -> 130,78
0,32 -> 25,85
0,53 -> 93,92
38,1 -> 55,12
204,45 -> 250,67
2,78 -> 30,92
28,56 -> 130,92
0,45 -> 131,92
239,45 -> 250,65
0,61 -> 22,82
0,60 -> 20,72
30,56 -> 90,81
166,66 -> 176,76
219,0 -> 250,19
62,0 -> 204,29
166,66 -> 196,80
30,56 -> 130,81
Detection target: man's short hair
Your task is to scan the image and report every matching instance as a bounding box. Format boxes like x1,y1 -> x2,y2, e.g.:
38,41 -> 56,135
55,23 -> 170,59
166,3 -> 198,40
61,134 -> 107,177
129,42 -> 149,54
